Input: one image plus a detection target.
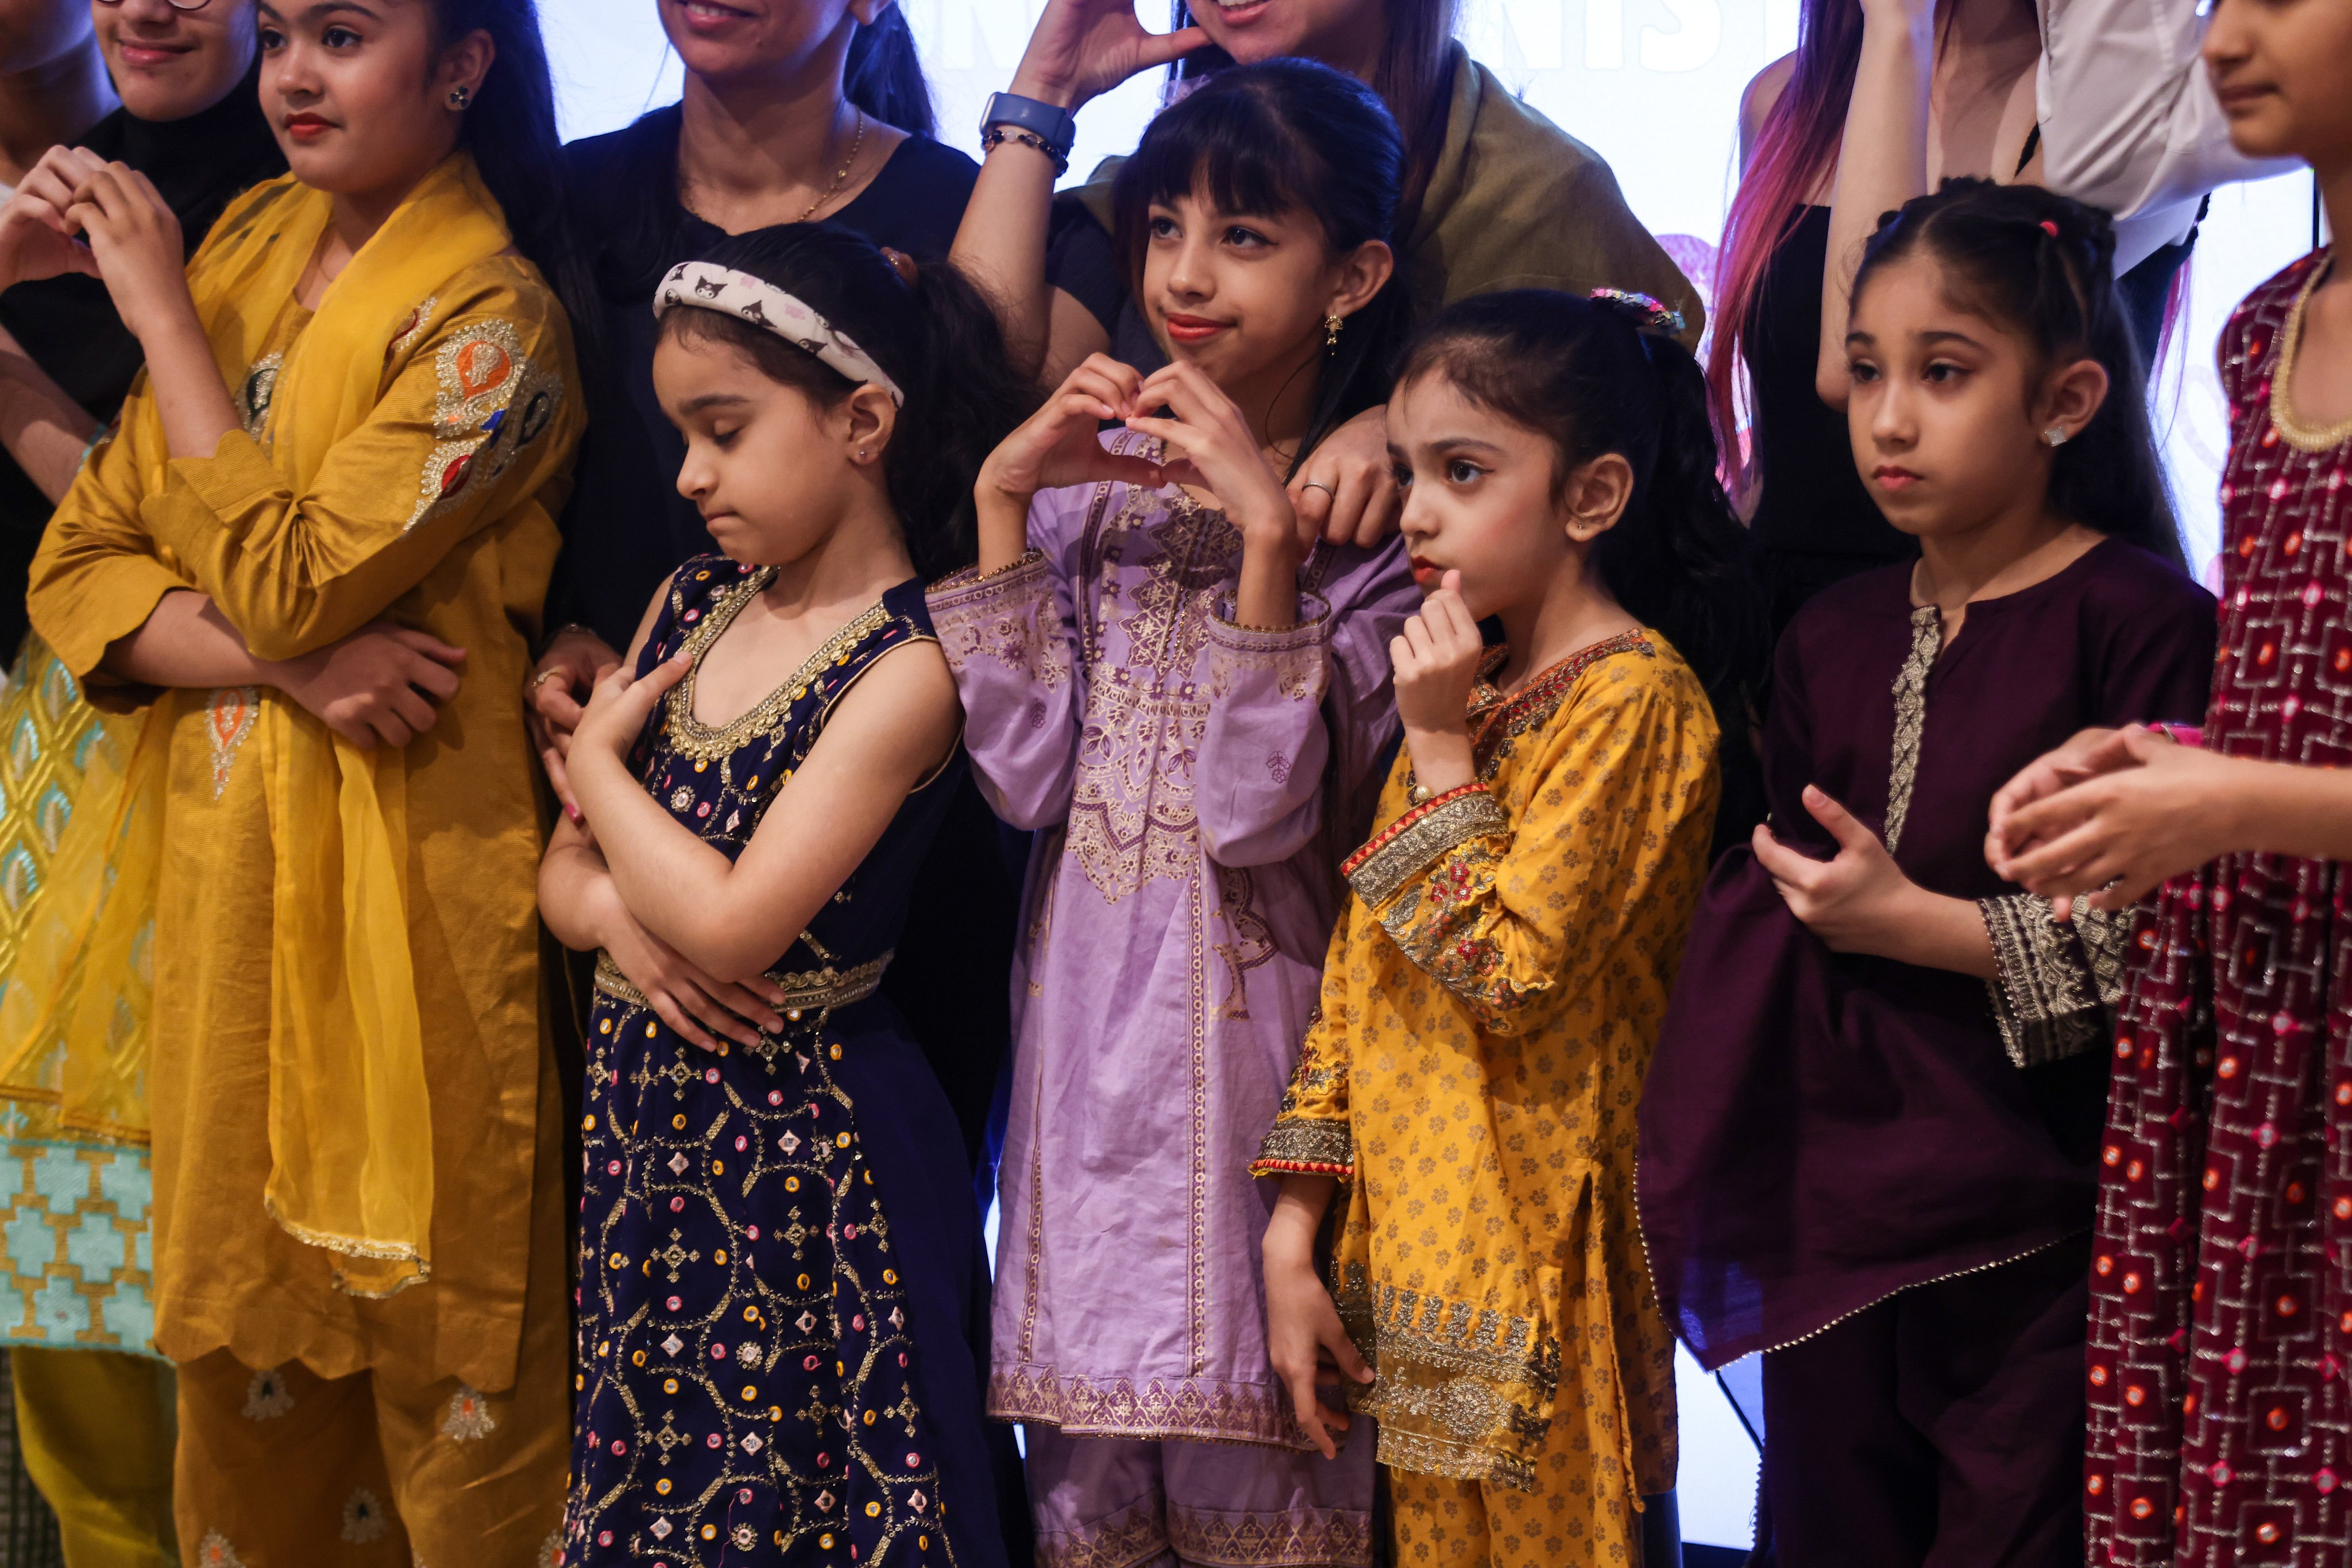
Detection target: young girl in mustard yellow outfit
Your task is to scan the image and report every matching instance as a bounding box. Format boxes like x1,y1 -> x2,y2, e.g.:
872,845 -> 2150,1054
1254,289 -> 1764,1565
17,0 -> 584,1558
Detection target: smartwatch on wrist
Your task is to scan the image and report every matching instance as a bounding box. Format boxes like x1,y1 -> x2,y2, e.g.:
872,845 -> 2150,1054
980,92 -> 1077,162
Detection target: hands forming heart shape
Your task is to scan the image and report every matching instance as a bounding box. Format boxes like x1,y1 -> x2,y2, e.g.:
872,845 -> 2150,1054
984,353 -> 1313,557
0,145 -> 189,340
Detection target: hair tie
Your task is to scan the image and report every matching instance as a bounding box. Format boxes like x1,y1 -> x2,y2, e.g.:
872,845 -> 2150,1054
653,260 -> 905,406
1589,287 -> 1686,338
2038,219 -> 2061,238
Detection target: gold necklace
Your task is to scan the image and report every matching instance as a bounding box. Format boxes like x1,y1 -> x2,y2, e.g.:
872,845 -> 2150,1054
795,106 -> 866,224
2272,250 -> 2352,456
679,106 -> 868,230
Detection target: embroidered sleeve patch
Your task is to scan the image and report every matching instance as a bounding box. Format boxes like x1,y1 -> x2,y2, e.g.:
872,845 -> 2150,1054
404,319 -> 564,533
1343,785 -> 1511,912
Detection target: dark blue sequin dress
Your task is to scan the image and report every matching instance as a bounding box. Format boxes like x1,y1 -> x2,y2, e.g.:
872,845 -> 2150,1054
563,561 -> 1005,1568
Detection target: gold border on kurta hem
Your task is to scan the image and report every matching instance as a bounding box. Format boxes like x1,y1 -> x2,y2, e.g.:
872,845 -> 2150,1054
1335,1266 -> 1560,1395
1371,1424 -> 1539,1493
1333,1265 -> 1561,1494
988,1365 -> 1314,1449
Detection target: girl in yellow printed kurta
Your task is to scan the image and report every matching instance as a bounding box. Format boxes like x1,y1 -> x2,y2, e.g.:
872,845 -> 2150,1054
18,2 -> 586,1562
1253,289 -> 1767,1565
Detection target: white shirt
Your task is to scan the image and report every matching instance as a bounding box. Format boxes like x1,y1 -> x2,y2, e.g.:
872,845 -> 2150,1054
2039,0 -> 2302,272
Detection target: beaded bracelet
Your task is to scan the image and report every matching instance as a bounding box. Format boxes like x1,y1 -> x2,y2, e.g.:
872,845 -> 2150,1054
982,125 -> 1069,177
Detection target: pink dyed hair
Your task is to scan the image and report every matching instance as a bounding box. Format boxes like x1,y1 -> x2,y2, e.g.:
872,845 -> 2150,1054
1709,0 -> 2187,485
1705,0 -> 1865,486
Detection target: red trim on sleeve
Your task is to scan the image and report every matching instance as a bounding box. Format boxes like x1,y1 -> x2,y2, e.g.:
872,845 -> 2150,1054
1340,783 -> 1492,879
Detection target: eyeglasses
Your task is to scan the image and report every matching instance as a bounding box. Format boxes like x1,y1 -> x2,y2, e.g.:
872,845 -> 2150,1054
94,0 -> 214,11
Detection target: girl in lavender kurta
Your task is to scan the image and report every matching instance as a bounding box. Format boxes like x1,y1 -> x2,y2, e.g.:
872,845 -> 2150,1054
929,61 -> 1416,1565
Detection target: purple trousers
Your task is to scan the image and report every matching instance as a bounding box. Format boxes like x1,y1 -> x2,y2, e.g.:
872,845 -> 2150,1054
1025,1423 -> 1374,1567
1758,1234 -> 2092,1568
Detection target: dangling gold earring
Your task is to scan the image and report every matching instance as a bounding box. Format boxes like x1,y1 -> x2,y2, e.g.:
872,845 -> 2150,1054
1323,312 -> 1343,354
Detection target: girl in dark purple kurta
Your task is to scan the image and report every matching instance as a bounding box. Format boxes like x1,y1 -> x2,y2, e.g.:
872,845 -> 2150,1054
1639,181 -> 2215,1567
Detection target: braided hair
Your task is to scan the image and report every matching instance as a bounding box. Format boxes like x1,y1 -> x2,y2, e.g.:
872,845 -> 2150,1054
1850,177 -> 2184,570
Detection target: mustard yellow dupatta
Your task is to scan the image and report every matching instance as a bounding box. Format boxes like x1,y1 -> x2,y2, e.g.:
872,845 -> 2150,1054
3,155 -> 526,1297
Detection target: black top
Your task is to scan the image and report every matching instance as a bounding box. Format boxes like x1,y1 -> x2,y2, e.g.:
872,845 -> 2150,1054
1745,203 -> 2200,633
0,80 -> 284,656
547,107 -> 980,648
1044,196 -> 1168,374
1743,206 -> 1911,628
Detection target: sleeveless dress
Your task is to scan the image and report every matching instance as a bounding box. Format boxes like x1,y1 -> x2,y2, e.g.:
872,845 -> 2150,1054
564,561 -> 1007,1568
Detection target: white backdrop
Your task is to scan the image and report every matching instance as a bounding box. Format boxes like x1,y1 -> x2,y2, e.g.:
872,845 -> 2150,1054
538,0 -> 2322,1546
541,0 -> 2323,576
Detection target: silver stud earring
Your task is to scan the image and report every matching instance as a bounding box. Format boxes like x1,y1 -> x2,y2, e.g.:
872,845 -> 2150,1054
2042,423 -> 2071,447
448,86 -> 470,109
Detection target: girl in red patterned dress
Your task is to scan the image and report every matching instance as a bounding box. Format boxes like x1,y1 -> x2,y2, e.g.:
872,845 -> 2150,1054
1988,2 -> 2352,1563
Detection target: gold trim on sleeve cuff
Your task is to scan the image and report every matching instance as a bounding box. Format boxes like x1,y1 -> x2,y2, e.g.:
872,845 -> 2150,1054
1343,785 -> 1510,911
1250,1119 -> 1355,1179
1978,894 -> 2104,1070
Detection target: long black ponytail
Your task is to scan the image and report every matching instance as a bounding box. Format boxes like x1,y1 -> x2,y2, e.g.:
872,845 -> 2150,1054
1852,178 -> 2184,569
426,0 -> 599,346
842,9 -> 935,137
659,224 -> 1037,579
1397,289 -> 1771,849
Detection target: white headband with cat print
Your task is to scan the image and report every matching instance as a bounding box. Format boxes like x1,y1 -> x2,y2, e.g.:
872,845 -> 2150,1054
652,260 -> 905,407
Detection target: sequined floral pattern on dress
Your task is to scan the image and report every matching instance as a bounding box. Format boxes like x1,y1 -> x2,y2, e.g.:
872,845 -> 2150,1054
564,561 -> 967,1567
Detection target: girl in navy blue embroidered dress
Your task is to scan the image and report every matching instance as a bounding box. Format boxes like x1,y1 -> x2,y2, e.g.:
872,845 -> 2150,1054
542,225 -> 1034,1568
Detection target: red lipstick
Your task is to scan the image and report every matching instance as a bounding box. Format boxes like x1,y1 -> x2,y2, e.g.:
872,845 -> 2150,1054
1163,313 -> 1230,344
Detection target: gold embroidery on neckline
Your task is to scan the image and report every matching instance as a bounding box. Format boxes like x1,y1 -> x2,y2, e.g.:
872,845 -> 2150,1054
2271,254 -> 2352,456
1883,605 -> 1942,855
660,570 -> 892,763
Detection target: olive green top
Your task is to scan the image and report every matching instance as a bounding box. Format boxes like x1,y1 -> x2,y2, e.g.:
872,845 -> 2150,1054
1071,44 -> 1704,350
